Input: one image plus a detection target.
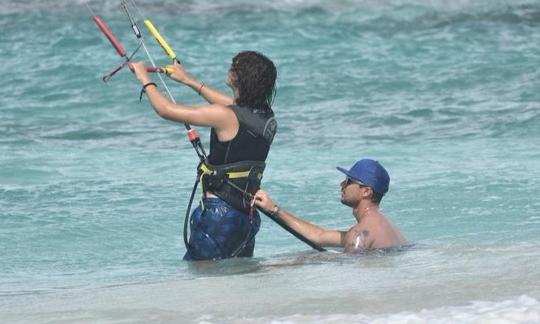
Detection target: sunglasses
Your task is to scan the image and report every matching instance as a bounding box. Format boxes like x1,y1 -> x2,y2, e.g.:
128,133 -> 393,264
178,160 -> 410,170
345,176 -> 367,187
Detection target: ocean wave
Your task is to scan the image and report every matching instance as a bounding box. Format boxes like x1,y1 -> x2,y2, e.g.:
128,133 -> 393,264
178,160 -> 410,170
2,0 -> 540,25
2,0 -> 538,145
220,295 -> 540,324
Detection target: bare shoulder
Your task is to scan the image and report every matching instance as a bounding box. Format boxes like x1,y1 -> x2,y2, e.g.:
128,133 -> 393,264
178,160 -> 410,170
200,103 -> 234,114
203,104 -> 239,139
191,103 -> 237,128
370,213 -> 407,248
344,224 -> 372,252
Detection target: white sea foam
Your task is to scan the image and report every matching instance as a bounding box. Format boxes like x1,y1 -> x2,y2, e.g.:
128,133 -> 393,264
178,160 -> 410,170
214,295 -> 540,324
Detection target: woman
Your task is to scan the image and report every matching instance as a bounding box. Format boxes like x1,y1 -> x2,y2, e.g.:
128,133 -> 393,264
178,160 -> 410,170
130,51 -> 277,261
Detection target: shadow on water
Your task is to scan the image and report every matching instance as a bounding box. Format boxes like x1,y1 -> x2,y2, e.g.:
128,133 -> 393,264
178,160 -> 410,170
185,244 -> 416,278
184,257 -> 265,278
262,243 -> 416,267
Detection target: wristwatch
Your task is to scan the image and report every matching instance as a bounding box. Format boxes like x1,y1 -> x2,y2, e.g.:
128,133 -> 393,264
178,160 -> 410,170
270,205 -> 280,217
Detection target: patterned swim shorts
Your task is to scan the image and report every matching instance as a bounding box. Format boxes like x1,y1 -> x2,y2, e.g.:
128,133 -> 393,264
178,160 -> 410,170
183,197 -> 261,261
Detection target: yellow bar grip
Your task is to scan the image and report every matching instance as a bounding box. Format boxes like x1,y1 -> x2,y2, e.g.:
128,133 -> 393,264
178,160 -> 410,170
163,67 -> 174,75
144,19 -> 177,61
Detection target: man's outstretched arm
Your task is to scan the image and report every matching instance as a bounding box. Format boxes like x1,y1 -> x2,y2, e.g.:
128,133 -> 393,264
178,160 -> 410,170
254,190 -> 346,247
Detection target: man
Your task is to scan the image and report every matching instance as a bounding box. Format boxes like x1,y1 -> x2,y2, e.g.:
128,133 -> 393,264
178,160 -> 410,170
254,159 -> 406,252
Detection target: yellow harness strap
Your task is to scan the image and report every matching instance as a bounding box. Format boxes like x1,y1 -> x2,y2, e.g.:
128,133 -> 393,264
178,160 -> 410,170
197,163 -> 263,210
198,163 -> 260,180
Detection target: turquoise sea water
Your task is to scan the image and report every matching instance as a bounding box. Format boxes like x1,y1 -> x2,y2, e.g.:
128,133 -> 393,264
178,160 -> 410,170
1,0 -> 540,322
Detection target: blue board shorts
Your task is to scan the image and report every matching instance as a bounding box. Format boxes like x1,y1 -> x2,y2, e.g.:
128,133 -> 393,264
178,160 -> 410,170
183,197 -> 261,261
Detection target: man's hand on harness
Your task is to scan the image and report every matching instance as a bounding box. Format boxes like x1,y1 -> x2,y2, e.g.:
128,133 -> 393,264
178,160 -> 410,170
253,190 -> 278,216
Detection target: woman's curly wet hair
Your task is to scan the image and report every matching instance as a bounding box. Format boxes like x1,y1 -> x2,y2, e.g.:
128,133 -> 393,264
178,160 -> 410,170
230,51 -> 276,111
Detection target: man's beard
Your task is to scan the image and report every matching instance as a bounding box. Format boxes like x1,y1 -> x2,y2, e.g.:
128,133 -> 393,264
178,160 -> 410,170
340,195 -> 355,208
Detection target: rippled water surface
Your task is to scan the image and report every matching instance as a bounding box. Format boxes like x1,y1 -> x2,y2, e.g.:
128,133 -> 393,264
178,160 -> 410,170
1,0 -> 540,322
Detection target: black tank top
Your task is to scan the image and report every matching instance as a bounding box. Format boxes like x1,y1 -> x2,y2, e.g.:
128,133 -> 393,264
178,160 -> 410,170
207,105 -> 277,165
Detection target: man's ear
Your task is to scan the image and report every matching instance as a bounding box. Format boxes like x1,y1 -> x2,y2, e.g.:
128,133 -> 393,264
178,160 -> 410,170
362,187 -> 373,199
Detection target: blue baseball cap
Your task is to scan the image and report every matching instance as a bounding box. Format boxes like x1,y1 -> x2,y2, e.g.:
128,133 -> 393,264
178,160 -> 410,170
336,159 -> 390,195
